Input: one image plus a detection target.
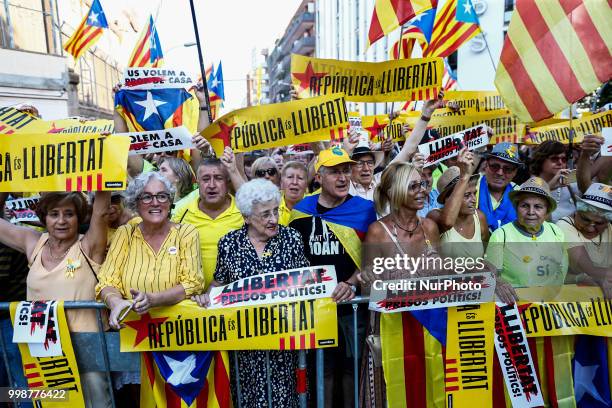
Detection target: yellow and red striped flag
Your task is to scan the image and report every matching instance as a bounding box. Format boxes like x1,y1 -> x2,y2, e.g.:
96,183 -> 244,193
63,0 -> 108,60
128,15 -> 164,68
494,0 -> 612,123
367,0 -> 437,48
423,0 -> 480,58
389,27 -> 426,59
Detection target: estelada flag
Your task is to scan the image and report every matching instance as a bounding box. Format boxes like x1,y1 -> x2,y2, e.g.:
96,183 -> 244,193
495,0 -> 612,123
128,15 -> 164,68
63,0 -> 108,60
115,88 -> 199,133
423,0 -> 480,58
140,351 -> 231,408
367,0 -> 437,47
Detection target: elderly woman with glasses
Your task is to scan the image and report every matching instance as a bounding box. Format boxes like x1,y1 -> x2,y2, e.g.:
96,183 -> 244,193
192,178 -> 309,408
96,172 -> 204,330
251,156 -> 281,186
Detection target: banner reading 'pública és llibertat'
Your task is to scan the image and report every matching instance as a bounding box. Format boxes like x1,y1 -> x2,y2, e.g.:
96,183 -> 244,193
201,93 -> 348,156
291,54 -> 443,102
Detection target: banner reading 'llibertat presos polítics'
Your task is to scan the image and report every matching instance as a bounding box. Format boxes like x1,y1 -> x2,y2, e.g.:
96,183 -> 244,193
201,93 -> 348,156
120,267 -> 339,352
0,133 -> 129,192
291,54 -> 443,102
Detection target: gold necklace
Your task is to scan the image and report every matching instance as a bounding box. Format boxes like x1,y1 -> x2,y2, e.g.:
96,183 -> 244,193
46,241 -> 71,261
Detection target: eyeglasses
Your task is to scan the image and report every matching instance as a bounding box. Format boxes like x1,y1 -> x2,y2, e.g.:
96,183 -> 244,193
488,162 -> 516,174
138,193 -> 171,204
577,212 -> 607,227
354,160 -> 375,169
253,207 -> 279,221
548,155 -> 568,164
255,168 -> 278,178
408,180 -> 428,192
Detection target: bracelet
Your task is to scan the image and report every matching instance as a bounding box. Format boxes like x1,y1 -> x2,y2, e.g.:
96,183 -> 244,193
420,114 -> 431,122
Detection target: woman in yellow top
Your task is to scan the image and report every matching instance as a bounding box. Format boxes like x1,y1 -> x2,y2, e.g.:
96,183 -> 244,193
96,172 -> 204,330
486,177 -> 568,303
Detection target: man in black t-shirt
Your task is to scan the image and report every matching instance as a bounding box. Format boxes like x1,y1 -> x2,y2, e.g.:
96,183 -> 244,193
290,147 -> 377,408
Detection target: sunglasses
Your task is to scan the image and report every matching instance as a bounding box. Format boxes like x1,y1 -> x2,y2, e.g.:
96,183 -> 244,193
255,168 -> 278,177
488,163 -> 516,174
548,155 -> 568,164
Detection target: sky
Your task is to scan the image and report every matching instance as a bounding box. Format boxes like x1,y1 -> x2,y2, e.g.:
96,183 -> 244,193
121,0 -> 302,114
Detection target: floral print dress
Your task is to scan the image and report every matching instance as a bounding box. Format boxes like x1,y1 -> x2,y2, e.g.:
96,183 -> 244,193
214,225 -> 310,408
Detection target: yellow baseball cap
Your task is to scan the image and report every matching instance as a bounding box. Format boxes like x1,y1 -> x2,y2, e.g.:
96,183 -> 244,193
315,146 -> 355,172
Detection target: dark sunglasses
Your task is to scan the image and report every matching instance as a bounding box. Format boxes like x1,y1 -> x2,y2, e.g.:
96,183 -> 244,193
255,168 -> 278,177
488,163 -> 516,174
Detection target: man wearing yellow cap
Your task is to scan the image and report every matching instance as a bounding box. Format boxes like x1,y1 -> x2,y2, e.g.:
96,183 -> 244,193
289,146 -> 377,408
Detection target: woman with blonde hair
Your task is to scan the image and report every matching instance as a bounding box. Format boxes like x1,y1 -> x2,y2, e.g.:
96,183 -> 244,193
158,156 -> 196,202
359,161 -> 442,407
251,156 -> 281,186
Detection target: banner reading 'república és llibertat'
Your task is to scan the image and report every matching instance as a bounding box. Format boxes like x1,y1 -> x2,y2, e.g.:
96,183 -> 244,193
291,54 -> 443,102
120,267 -> 340,352
0,133 -> 129,192
526,110 -> 612,144
201,93 -> 348,156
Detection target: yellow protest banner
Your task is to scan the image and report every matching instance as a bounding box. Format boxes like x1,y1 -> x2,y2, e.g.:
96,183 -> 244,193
445,303 -> 495,408
396,110 -> 525,144
201,94 -> 348,156
0,106 -> 113,135
9,302 -> 85,407
291,54 -> 443,102
444,91 -> 505,114
119,298 -> 338,352
526,110 -> 612,144
0,133 -> 129,192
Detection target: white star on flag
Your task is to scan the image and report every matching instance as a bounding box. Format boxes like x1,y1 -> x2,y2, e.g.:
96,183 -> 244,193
164,353 -> 199,386
88,12 -> 98,25
135,91 -> 167,121
411,13 -> 424,23
463,0 -> 472,14
211,77 -> 219,90
574,361 -> 606,404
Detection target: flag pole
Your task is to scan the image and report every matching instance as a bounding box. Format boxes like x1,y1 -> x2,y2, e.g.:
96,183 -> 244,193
188,0 -> 213,123
467,0 -> 497,73
389,24 -> 406,116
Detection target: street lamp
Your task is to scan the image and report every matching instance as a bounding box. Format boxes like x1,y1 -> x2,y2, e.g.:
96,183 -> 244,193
165,42 -> 197,54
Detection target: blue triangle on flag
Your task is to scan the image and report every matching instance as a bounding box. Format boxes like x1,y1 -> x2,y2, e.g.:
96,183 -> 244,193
152,351 -> 213,406
410,308 -> 447,345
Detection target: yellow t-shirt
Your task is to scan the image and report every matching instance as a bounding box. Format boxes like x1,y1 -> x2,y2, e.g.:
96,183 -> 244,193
279,195 -> 291,226
172,195 -> 244,289
96,223 -> 204,298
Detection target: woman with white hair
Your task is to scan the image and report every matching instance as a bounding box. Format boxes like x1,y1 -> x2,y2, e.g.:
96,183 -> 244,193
193,178 -> 309,407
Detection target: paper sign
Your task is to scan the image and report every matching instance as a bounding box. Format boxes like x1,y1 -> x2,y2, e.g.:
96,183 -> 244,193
6,196 -> 40,224
602,128 -> 612,156
122,68 -> 194,90
418,123 -> 488,167
208,266 -> 337,310
12,300 -> 52,343
28,301 -> 63,357
118,126 -> 194,156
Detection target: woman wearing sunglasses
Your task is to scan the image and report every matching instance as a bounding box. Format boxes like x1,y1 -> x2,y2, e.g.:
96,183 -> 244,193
251,156 -> 281,186
530,141 -> 580,222
96,172 -> 204,330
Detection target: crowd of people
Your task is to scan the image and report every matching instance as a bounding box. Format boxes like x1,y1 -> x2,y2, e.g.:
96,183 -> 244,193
0,91 -> 610,407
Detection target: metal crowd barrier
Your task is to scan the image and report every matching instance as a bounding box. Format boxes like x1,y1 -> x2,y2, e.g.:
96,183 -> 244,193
0,297 -> 371,408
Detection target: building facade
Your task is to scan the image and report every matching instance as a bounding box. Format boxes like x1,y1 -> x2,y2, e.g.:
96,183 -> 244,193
267,0 -> 315,104
246,48 -> 270,106
0,0 -> 133,119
